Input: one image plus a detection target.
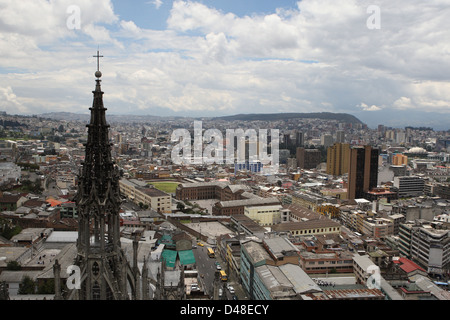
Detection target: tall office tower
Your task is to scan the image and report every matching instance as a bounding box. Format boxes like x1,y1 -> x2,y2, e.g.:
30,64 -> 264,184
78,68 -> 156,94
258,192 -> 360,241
347,145 -> 379,200
326,143 -> 350,176
283,133 -> 291,148
377,125 -> 385,137
321,134 -> 334,148
57,52 -> 140,300
335,130 -> 345,143
295,131 -> 304,147
396,130 -> 406,144
296,147 -> 322,169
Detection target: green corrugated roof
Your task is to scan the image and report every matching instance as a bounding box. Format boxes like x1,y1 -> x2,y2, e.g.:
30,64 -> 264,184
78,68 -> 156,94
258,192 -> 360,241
161,249 -> 177,268
178,250 -> 196,266
159,234 -> 173,244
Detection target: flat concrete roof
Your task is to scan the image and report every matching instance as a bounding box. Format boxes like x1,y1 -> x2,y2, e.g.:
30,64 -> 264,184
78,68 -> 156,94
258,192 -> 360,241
279,263 -> 322,294
242,240 -> 271,265
218,197 -> 280,208
185,221 -> 233,239
37,243 -> 77,280
264,237 -> 299,259
0,270 -> 42,283
272,219 -> 341,232
0,247 -> 29,268
10,228 -> 53,242
46,231 -> 78,243
231,214 -> 266,234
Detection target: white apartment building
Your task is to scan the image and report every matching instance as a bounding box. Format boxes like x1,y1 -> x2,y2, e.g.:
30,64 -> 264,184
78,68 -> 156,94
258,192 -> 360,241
399,220 -> 450,276
362,217 -> 394,238
393,176 -> 425,198
244,204 -> 283,226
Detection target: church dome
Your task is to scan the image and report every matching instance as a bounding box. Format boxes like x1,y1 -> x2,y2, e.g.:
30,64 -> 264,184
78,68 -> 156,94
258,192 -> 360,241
408,147 -> 427,153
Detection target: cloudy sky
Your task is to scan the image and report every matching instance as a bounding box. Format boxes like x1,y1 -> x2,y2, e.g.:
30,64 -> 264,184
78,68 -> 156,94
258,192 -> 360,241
0,0 -> 449,129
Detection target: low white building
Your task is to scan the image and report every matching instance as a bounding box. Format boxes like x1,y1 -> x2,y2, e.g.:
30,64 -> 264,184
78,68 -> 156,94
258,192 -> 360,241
244,204 -> 283,226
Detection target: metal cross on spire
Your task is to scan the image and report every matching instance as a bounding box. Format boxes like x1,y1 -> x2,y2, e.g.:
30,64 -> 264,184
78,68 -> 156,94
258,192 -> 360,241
93,49 -> 103,79
93,50 -> 103,72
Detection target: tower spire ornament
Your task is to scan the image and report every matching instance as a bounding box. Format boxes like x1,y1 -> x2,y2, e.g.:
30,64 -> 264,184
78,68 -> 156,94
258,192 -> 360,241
60,51 -> 140,300
93,49 -> 103,78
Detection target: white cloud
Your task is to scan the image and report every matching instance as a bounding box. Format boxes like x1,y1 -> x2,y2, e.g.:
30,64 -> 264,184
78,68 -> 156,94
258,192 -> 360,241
167,1 -> 304,60
0,86 -> 29,114
0,0 -> 119,56
392,97 -> 412,110
149,0 -> 163,10
0,0 -> 449,128
120,20 -> 142,37
358,103 -> 382,112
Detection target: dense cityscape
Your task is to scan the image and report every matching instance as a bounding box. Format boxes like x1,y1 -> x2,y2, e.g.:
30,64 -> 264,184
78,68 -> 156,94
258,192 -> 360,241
0,1 -> 449,311
0,87 -> 449,301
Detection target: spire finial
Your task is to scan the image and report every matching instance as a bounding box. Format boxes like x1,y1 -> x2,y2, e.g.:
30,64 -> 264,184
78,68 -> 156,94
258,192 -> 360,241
93,49 -> 103,78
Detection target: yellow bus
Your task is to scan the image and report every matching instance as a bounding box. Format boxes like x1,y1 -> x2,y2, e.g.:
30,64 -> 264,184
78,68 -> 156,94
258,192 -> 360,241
207,247 -> 215,258
220,270 -> 227,282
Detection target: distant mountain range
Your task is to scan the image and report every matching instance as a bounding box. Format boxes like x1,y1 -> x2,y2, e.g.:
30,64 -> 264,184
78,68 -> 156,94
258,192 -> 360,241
39,112 -> 173,123
40,111 -> 363,125
211,112 -> 363,124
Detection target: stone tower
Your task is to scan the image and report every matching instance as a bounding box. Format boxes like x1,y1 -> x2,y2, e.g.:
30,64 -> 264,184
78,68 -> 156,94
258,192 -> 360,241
65,52 -> 138,300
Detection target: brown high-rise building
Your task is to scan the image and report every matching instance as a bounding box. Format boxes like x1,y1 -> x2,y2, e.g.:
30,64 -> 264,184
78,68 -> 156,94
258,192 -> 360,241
347,146 -> 379,200
392,153 -> 408,166
326,143 -> 350,176
296,147 -> 321,169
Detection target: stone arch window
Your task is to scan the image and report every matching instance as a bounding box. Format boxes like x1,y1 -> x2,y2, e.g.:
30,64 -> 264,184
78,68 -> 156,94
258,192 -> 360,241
92,262 -> 100,277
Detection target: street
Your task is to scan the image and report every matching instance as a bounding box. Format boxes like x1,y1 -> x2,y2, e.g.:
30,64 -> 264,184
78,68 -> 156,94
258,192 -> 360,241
193,244 -> 240,300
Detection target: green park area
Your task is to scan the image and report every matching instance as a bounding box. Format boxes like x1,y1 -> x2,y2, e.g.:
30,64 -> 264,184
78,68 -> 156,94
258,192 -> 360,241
148,181 -> 180,194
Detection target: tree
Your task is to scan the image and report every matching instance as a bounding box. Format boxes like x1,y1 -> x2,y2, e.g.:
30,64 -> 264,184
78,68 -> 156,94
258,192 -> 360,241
1,224 -> 21,240
6,260 -> 21,271
18,276 -> 36,295
37,279 -> 55,294
177,202 -> 185,212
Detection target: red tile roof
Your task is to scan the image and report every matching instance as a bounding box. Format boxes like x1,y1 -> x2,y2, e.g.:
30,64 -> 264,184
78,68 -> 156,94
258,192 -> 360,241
46,199 -> 63,207
398,257 -> 426,273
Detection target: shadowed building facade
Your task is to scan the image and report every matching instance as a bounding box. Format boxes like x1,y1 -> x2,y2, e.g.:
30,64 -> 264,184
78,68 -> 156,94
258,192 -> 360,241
347,146 -> 379,200
296,147 -> 321,170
